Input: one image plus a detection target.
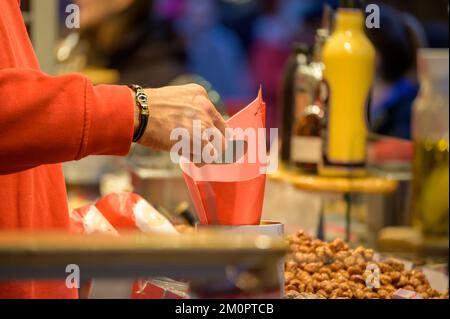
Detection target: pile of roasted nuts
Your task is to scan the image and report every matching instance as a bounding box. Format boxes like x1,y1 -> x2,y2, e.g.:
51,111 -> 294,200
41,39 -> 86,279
285,230 -> 448,299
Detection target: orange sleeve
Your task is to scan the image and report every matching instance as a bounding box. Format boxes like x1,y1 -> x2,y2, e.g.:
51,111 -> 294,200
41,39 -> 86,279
0,68 -> 134,174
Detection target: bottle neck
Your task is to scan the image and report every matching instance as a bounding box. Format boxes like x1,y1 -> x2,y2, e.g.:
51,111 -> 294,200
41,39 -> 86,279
334,9 -> 365,33
313,29 -> 329,62
418,52 -> 450,96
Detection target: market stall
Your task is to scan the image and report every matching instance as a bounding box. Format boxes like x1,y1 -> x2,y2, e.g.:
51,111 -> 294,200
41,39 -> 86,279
0,0 -> 448,302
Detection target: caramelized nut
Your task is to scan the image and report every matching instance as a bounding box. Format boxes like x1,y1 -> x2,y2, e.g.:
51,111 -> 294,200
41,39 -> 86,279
285,271 -> 294,282
397,275 -> 408,287
348,266 -> 362,275
304,262 -> 323,273
380,274 -> 392,285
330,262 -> 344,271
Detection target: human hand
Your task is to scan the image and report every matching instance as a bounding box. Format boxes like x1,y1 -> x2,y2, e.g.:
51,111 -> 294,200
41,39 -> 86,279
133,84 -> 227,159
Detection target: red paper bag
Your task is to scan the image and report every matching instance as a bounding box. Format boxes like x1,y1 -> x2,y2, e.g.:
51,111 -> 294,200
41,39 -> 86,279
180,89 -> 267,225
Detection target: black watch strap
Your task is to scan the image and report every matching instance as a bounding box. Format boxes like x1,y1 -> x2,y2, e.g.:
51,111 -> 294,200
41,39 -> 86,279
128,85 -> 149,143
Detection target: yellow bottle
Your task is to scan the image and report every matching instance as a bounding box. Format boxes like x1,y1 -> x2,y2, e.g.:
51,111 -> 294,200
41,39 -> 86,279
319,5 -> 375,177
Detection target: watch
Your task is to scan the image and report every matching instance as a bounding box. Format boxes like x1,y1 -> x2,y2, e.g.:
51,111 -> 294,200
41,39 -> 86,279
128,84 -> 149,143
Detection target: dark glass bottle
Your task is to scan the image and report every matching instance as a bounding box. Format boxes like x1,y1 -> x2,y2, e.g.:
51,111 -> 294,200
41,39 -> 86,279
278,43 -> 310,165
292,104 -> 324,174
291,29 -> 328,174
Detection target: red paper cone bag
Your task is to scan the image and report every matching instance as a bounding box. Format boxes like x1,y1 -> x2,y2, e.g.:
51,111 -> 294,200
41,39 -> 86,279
181,89 -> 267,225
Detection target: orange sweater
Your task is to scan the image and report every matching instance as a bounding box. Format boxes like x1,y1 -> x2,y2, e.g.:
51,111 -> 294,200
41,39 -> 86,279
0,0 -> 134,298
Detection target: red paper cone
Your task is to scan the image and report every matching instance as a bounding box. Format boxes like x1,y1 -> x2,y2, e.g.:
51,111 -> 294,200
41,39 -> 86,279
181,89 -> 267,225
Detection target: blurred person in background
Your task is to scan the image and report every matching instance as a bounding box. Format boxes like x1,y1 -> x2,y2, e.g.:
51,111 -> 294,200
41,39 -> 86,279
366,5 -> 426,164
249,0 -> 305,130
366,5 -> 424,140
76,0 -> 185,86
215,0 -> 260,54
295,0 -> 330,45
175,0 -> 254,111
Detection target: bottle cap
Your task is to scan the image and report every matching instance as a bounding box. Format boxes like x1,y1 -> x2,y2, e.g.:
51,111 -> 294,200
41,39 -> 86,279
316,28 -> 329,42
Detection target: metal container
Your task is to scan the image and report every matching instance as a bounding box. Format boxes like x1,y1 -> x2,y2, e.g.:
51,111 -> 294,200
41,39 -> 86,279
196,221 -> 285,298
196,221 -> 284,236
129,165 -> 192,214
127,146 -> 193,214
367,165 -> 413,234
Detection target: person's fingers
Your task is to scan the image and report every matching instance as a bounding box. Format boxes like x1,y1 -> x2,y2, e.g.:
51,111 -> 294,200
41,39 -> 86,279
139,84 -> 229,158
186,121 -> 225,164
205,101 -> 227,137
212,110 -> 228,138
187,83 -> 208,97
194,95 -> 227,134
193,95 -> 228,156
206,126 -> 227,163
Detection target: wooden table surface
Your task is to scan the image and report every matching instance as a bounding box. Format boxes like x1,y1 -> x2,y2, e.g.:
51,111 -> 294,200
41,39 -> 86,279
269,168 -> 399,194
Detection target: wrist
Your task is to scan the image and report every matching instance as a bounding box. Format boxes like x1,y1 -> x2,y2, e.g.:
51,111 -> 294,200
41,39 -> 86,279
129,88 -> 140,137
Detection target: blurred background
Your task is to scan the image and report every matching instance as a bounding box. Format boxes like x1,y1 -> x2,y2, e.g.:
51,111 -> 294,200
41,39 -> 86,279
22,0 -> 449,123
20,0 -> 449,255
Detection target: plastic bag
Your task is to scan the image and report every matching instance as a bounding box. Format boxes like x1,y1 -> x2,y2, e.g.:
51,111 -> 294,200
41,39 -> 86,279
94,193 -> 184,298
69,193 -> 185,299
69,204 -> 118,235
180,89 -> 267,225
95,192 -> 178,234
